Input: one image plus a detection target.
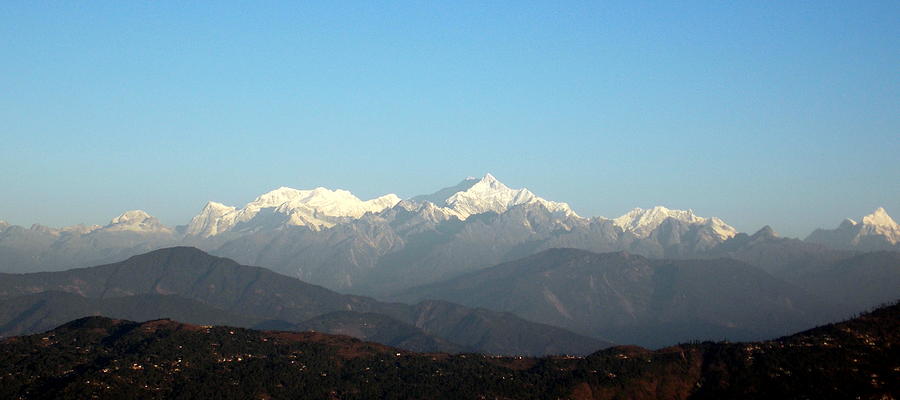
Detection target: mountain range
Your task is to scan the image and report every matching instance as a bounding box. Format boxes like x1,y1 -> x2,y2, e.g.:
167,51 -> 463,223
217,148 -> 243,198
1,174 -> 897,351
2,243 -> 896,350
3,174 -> 895,298
806,207 -> 900,251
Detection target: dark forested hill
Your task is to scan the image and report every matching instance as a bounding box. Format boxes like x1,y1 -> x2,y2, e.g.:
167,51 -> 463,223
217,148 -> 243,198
0,302 -> 896,400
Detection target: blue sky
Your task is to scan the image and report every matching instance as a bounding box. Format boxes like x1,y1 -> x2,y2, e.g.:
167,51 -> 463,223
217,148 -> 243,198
1,1 -> 897,237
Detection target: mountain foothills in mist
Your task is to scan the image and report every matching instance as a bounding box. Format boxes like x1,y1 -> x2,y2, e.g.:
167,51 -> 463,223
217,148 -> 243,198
0,247 -> 606,356
397,249 -> 832,347
0,174 -> 898,350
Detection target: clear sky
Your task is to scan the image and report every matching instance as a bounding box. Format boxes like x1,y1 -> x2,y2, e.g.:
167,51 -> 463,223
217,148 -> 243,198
1,1 -> 897,238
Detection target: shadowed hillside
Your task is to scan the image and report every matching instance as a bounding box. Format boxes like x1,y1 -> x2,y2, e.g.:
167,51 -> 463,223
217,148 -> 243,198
0,302 -> 896,399
398,248 -> 836,347
0,247 -> 608,356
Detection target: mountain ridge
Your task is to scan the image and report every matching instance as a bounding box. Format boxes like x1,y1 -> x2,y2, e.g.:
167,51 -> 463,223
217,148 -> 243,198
0,246 -> 609,356
1,175 -> 896,298
807,207 -> 900,250
396,247 -> 838,347
0,301 -> 896,399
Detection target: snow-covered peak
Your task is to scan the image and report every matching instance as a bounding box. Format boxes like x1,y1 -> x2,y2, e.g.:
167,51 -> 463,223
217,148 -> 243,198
705,216 -> 739,240
110,210 -> 153,225
366,193 -> 403,210
204,201 -> 237,214
807,207 -> 900,247
186,202 -> 238,237
613,206 -> 736,239
613,207 -> 703,235
857,207 -> 900,244
861,207 -> 898,228
471,173 -> 505,190
105,210 -> 172,233
186,186 -> 401,237
421,173 -> 578,220
254,187 -> 400,219
24,222 -> 100,237
251,187 -> 308,209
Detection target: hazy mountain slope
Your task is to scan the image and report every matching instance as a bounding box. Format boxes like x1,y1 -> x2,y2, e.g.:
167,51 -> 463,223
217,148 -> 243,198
403,300 -> 611,356
787,251 -> 900,314
705,225 -> 853,274
357,203 -> 589,295
1,302 -> 896,399
0,246 -> 385,323
0,211 -> 179,273
0,247 -> 604,356
0,225 -> 57,273
294,311 -> 466,354
705,228 -> 899,313
0,292 -> 259,338
212,216 -> 406,292
0,291 -> 462,354
398,248 -> 831,347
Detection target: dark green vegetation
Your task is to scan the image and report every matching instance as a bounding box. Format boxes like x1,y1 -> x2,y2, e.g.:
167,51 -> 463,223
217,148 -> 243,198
0,247 -> 608,356
0,302 -> 897,400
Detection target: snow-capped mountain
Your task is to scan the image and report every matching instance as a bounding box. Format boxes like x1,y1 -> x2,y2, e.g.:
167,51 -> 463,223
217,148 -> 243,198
403,173 -> 579,220
24,210 -> 175,237
0,209 -> 179,273
0,174 -> 745,283
611,206 -> 737,240
806,207 -> 900,250
186,187 -> 401,237
185,202 -> 237,237
104,210 -> 173,234
26,223 -> 101,237
405,174 -> 734,240
859,207 -> 900,243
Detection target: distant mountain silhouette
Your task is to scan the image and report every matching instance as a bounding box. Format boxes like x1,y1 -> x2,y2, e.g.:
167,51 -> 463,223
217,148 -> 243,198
806,207 -> 900,251
788,251 -> 900,315
0,247 -> 607,355
292,311 -> 465,353
0,291 -> 257,337
397,248 -> 835,347
706,228 -> 900,313
705,225 -> 852,274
